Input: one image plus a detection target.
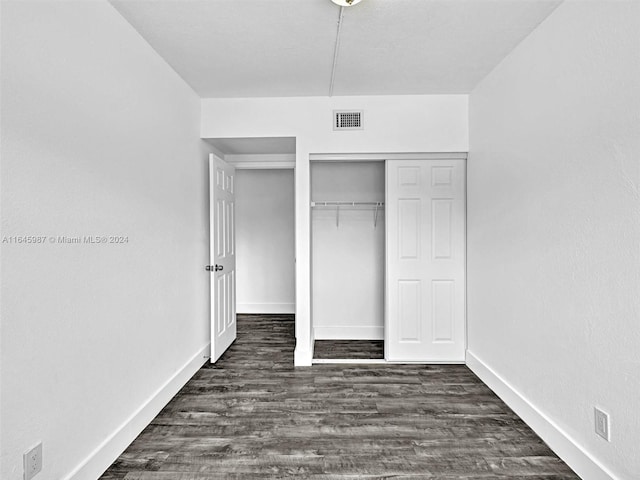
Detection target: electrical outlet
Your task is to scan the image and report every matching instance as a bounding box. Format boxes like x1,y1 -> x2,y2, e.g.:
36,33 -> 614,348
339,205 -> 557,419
23,442 -> 42,480
594,407 -> 610,441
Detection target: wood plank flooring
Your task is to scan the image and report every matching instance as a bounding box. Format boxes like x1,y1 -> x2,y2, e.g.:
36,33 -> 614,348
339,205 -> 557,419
100,314 -> 579,479
314,340 -> 384,360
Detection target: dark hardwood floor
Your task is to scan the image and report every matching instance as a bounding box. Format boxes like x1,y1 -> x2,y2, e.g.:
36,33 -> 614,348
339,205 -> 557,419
101,314 -> 579,479
314,340 -> 384,360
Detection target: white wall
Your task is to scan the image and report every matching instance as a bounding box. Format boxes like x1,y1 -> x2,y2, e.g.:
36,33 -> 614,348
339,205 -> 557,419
1,2 -> 210,479
467,2 -> 640,479
202,95 -> 468,364
235,169 -> 295,313
312,162 -> 385,339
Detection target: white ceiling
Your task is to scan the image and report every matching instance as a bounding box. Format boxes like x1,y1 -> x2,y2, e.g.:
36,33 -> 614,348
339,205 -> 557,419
110,0 -> 561,98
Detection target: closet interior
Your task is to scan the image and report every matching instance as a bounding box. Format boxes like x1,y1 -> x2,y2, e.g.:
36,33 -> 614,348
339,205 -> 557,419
311,161 -> 385,361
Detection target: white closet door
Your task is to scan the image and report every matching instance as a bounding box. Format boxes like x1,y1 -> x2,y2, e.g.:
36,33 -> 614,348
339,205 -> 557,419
385,159 -> 466,362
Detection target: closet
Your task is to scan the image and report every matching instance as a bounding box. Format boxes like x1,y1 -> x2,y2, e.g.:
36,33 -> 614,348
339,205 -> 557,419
311,161 -> 385,359
311,157 -> 466,363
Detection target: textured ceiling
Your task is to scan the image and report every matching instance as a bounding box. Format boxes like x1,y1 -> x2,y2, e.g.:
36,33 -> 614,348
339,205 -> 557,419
110,0 -> 561,98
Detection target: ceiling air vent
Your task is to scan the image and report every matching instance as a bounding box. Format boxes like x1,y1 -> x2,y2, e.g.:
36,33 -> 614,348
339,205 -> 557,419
334,110 -> 363,131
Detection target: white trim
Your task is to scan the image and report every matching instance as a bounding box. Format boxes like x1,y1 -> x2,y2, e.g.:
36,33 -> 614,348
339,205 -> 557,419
466,350 -> 619,480
313,358 -> 387,364
207,144 -> 227,161
294,340 -> 313,367
386,360 -> 465,364
314,325 -> 384,340
231,161 -> 295,170
237,303 -> 295,314
312,358 -> 465,365
309,152 -> 468,162
225,154 -> 295,170
210,152 -> 225,162
463,162 -> 469,356
63,344 -> 210,480
226,153 -> 295,162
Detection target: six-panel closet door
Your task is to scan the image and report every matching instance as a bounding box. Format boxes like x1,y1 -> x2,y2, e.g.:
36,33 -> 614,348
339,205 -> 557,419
385,159 -> 466,362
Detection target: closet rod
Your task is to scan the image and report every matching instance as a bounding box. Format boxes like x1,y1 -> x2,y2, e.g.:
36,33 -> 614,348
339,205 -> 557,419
311,201 -> 384,228
310,201 -> 385,207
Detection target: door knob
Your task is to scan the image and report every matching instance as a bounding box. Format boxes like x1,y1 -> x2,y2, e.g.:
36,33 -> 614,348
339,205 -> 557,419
215,264 -> 224,272
205,265 -> 224,272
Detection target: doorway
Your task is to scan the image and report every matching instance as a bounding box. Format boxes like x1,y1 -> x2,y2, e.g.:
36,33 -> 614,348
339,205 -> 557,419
311,160 -> 385,362
310,155 -> 467,363
235,168 -> 295,314
205,136 -> 296,364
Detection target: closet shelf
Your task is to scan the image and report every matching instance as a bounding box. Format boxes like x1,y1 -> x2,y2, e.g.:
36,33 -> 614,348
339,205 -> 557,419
311,201 -> 384,227
310,201 -> 384,207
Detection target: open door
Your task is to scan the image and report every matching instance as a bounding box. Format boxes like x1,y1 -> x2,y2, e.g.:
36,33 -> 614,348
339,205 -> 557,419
208,154 -> 237,362
385,159 -> 466,362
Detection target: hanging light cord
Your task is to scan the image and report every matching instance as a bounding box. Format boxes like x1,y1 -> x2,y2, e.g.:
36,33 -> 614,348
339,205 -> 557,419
329,6 -> 344,97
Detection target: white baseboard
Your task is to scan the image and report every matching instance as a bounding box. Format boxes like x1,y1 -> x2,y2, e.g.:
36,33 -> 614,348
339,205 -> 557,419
64,343 -> 210,480
294,345 -> 313,366
314,325 -> 383,340
313,359 -> 387,364
237,303 -> 295,314
466,351 -> 618,480
294,336 -> 313,366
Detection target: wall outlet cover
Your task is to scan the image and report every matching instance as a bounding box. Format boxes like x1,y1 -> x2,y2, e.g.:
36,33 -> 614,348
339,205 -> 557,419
594,407 -> 610,441
23,442 -> 43,480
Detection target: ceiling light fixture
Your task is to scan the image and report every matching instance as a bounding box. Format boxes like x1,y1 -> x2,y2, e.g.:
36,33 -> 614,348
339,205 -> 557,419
331,0 -> 363,6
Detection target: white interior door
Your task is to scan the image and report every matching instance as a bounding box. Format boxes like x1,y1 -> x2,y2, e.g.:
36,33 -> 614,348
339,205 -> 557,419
209,154 -> 236,362
385,159 -> 466,362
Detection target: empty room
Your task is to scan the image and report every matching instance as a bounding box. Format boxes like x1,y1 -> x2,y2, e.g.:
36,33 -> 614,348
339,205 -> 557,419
1,0 -> 638,479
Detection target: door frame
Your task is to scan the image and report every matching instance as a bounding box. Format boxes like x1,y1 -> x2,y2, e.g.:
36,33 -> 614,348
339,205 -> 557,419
230,161 -> 296,316
307,152 -> 468,364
